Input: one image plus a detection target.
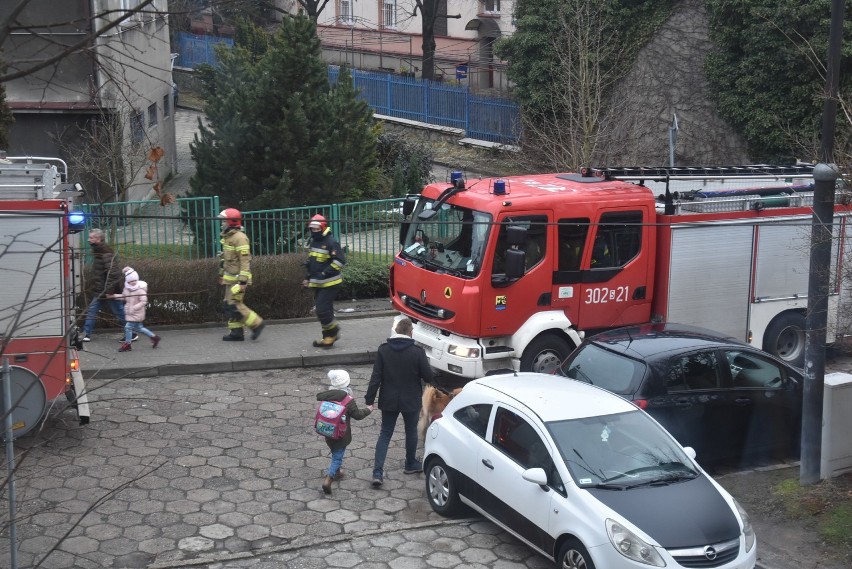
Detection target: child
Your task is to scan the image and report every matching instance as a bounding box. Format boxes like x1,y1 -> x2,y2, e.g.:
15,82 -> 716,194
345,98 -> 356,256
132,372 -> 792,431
111,267 -> 161,352
316,369 -> 371,495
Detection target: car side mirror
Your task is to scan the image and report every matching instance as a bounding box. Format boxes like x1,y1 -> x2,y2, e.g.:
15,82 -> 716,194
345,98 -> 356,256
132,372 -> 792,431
522,467 -> 549,491
683,446 -> 697,461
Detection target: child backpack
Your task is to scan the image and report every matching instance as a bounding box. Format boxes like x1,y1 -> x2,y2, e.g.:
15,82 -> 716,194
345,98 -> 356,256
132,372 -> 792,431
314,395 -> 353,440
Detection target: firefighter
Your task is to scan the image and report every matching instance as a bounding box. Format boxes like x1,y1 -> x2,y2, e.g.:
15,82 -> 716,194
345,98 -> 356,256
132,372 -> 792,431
218,208 -> 265,341
303,214 -> 346,347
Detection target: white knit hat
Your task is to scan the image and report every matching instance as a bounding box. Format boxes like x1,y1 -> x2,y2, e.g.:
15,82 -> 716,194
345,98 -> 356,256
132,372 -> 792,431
327,369 -> 350,389
123,266 -> 139,283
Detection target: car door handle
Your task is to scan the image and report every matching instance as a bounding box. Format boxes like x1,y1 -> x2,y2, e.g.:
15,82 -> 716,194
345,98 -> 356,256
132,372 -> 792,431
734,398 -> 752,405
675,399 -> 692,407
482,459 -> 494,470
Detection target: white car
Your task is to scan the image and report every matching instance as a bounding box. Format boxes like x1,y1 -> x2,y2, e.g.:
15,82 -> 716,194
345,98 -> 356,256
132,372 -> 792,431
423,373 -> 757,569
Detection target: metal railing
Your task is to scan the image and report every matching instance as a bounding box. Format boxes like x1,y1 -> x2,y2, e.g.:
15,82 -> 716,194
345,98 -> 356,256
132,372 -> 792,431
78,196 -> 403,262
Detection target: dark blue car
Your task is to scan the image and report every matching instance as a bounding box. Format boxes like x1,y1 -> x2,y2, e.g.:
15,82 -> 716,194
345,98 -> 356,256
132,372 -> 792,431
556,323 -> 803,467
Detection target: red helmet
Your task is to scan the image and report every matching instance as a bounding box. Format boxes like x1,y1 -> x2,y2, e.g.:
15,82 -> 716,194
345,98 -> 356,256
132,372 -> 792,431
218,208 -> 242,228
308,214 -> 328,232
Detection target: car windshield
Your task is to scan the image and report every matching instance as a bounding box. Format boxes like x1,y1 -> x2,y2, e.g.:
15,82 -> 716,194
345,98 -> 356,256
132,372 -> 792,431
400,198 -> 491,278
557,344 -> 646,395
546,410 -> 698,489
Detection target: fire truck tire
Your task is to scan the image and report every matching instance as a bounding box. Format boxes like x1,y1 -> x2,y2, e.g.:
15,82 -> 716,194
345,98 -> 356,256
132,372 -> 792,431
520,335 -> 573,374
763,312 -> 806,367
1,366 -> 47,440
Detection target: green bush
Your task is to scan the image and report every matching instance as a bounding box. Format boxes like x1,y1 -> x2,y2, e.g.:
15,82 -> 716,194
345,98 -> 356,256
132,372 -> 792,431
79,254 -> 390,328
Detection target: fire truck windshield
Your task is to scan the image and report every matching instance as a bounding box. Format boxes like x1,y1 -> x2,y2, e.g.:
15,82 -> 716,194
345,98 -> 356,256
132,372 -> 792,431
400,200 -> 491,278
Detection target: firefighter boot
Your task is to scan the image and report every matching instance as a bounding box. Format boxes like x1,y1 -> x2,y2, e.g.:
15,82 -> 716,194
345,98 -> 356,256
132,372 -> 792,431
223,329 -> 245,342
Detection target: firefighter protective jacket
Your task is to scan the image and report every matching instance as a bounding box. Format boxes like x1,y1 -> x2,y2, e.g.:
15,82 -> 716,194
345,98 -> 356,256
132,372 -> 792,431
305,228 -> 346,288
219,228 -> 253,285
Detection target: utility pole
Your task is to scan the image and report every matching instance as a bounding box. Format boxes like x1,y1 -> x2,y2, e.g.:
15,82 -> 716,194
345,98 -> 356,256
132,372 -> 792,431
801,0 -> 845,486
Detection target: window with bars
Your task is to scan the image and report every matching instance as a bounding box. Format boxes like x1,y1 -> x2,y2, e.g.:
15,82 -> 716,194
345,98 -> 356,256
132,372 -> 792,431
340,0 -> 352,23
148,103 -> 157,128
130,111 -> 144,143
383,0 -> 396,28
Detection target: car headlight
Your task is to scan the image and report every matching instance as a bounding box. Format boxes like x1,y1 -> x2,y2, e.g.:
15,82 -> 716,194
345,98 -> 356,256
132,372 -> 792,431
447,344 -> 480,358
734,499 -> 755,552
606,519 -> 666,567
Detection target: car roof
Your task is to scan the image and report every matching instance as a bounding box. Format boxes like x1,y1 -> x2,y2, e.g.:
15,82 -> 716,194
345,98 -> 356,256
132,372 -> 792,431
582,323 -> 750,359
466,372 -> 638,423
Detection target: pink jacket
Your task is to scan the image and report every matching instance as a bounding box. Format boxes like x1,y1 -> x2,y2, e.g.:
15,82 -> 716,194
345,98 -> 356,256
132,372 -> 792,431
117,281 -> 148,322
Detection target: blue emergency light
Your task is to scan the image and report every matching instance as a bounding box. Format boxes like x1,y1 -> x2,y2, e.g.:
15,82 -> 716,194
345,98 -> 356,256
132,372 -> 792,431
493,180 -> 507,195
67,210 -> 87,233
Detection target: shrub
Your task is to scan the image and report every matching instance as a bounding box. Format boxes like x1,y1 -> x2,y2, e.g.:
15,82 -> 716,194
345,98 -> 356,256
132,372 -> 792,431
79,254 -> 389,328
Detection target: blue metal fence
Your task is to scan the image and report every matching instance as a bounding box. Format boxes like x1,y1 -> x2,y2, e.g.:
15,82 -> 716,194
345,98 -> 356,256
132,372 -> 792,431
174,33 -> 519,144
175,32 -> 234,68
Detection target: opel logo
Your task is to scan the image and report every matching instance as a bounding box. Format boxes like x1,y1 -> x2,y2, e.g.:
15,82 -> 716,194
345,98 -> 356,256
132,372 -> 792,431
703,546 -> 717,560
420,289 -> 427,304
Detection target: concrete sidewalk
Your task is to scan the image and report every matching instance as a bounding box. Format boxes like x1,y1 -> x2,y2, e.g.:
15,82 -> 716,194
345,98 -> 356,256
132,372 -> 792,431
79,299 -> 398,379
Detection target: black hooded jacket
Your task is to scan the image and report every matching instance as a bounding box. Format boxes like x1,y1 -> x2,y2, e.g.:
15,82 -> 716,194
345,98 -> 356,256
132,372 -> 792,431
365,336 -> 433,412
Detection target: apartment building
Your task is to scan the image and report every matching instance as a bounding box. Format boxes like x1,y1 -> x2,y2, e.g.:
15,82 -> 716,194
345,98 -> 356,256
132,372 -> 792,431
284,0 -> 516,91
2,1 -> 177,203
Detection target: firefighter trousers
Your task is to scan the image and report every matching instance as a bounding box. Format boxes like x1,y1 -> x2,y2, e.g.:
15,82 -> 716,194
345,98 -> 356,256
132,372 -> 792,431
313,285 -> 340,338
223,285 -> 263,333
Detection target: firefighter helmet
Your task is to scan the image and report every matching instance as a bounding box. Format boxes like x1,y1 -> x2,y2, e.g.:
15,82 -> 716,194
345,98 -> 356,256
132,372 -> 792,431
218,208 -> 242,228
308,214 -> 328,232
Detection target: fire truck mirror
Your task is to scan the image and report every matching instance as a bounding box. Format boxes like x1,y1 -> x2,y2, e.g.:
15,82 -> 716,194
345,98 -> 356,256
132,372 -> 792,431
506,225 -> 527,246
402,196 -> 418,216
505,249 -> 525,279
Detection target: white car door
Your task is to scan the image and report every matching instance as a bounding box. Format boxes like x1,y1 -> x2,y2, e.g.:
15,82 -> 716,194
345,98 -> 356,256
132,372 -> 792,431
476,403 -> 561,556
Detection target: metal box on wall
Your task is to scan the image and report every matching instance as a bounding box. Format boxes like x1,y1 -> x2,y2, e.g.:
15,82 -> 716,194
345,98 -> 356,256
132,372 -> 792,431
821,372 -> 852,479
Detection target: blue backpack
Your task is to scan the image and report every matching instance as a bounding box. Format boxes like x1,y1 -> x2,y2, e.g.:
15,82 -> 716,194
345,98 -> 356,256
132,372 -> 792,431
314,395 -> 353,439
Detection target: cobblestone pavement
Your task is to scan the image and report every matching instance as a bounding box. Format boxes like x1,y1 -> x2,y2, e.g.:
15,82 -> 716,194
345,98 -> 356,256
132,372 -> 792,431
2,365 -> 551,569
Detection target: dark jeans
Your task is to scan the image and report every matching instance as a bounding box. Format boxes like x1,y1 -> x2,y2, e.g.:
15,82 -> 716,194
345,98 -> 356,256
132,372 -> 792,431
373,409 -> 419,476
82,297 -> 125,336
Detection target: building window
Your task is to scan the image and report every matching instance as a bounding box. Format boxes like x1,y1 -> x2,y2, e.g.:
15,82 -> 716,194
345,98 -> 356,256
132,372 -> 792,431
131,111 -> 144,143
340,0 -> 352,23
148,103 -> 157,128
163,94 -> 171,119
483,0 -> 501,13
120,0 -> 141,20
383,0 -> 396,28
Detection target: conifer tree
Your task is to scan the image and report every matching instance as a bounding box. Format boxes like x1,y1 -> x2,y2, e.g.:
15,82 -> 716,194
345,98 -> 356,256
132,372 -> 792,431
189,16 -> 378,210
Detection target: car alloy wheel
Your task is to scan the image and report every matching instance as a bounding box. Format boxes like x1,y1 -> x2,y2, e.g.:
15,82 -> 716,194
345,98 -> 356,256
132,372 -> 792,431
425,457 -> 460,516
558,537 -> 596,569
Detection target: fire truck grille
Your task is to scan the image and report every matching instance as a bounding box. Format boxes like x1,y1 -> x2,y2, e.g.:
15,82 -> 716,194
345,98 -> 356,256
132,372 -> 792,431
403,298 -> 454,320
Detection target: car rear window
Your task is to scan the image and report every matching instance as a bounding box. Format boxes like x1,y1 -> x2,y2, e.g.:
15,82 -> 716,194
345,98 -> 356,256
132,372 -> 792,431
558,344 -> 645,395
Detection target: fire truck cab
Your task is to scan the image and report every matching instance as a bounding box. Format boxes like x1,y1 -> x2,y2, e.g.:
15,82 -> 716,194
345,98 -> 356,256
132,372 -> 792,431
390,165 -> 847,379
0,154 -> 90,438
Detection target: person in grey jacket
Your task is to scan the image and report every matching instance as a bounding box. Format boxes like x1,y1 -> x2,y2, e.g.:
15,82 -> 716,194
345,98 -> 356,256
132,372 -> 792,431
365,317 -> 433,486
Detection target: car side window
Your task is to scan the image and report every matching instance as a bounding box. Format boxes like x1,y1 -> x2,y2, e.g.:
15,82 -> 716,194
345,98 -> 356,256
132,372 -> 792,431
453,404 -> 492,438
726,350 -> 786,388
667,351 -> 720,391
492,407 -> 564,493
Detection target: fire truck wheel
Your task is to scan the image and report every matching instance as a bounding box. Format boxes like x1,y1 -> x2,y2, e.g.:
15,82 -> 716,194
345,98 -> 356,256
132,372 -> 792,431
1,366 -> 47,440
520,335 -> 573,375
763,312 -> 806,368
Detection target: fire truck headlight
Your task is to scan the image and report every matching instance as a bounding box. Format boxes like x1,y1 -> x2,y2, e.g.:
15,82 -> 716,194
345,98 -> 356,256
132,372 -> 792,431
447,345 -> 480,358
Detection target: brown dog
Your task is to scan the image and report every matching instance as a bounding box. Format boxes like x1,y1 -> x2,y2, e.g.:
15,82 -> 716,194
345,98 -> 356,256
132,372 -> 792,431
418,384 -> 463,441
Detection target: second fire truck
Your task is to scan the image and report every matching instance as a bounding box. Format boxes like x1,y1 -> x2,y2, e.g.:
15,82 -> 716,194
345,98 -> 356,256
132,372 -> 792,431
0,154 -> 90,437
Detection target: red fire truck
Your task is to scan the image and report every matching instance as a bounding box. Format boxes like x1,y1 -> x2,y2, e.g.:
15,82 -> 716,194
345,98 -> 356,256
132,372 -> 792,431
390,165 -> 849,379
0,154 -> 90,437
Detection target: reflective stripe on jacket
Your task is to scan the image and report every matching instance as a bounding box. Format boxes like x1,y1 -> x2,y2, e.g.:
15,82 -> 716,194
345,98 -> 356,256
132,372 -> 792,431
220,228 -> 252,284
305,228 -> 345,288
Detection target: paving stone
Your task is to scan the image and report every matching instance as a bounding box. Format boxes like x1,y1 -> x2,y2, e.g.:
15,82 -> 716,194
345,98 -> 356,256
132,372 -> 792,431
200,523 -> 235,539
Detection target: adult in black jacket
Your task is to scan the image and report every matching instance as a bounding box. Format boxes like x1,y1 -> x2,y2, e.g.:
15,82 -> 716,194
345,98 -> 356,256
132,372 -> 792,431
80,228 -> 128,342
365,317 -> 433,486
